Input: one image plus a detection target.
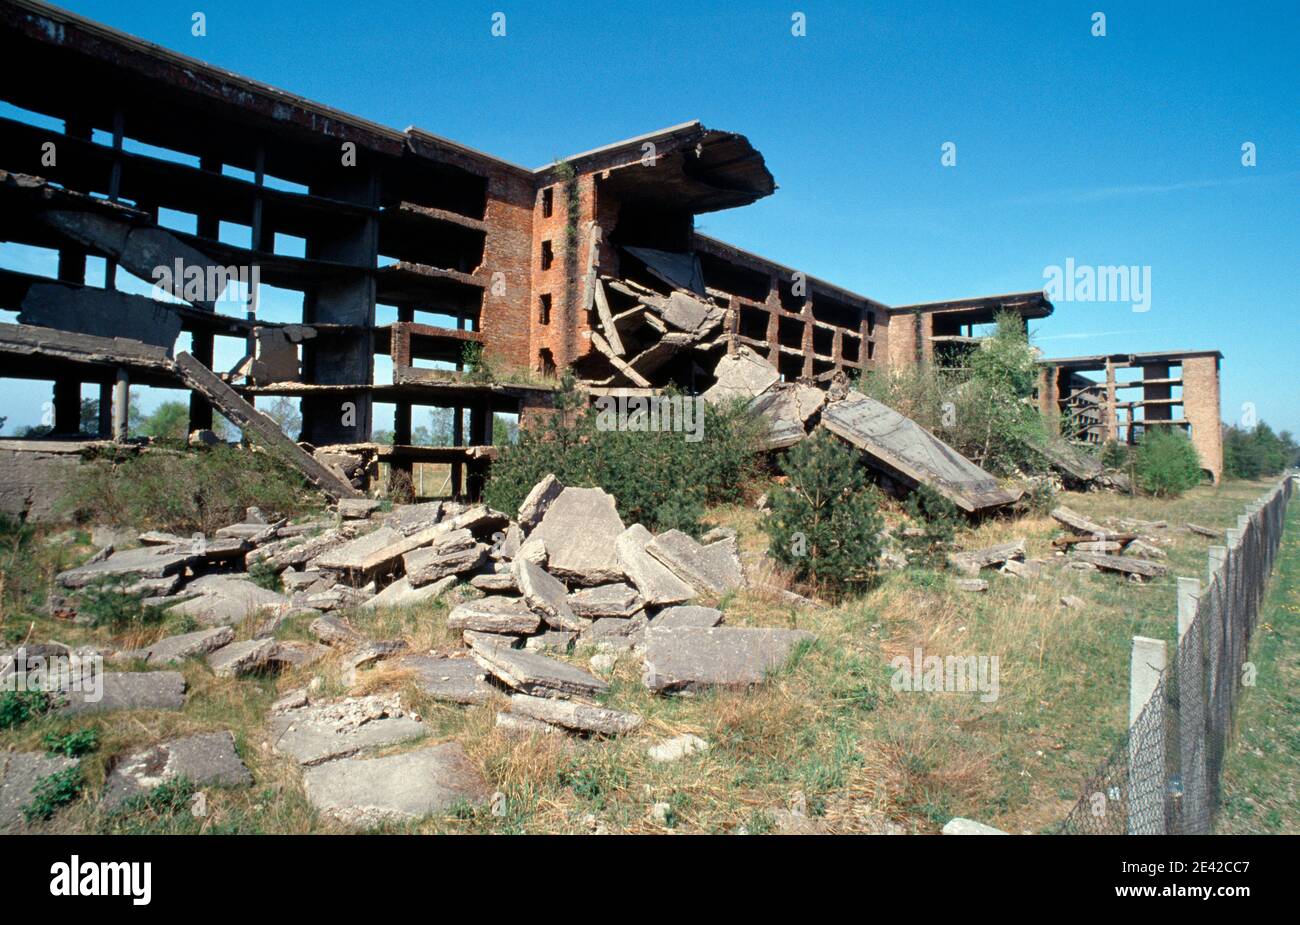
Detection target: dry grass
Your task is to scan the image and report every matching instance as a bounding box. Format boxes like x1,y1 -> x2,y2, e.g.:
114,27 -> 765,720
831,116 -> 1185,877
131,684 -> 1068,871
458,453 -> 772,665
1,476 -> 1287,834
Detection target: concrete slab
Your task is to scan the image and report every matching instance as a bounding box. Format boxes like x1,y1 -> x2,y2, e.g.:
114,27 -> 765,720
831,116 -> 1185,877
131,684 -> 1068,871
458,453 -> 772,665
469,638 -> 608,700
447,596 -> 542,634
645,530 -> 743,595
269,694 -> 428,766
397,654 -> 493,705
514,558 -> 582,631
568,582 -> 642,619
61,671 -> 186,715
614,524 -> 695,606
0,751 -> 77,830
506,693 -> 642,736
528,487 -> 626,584
652,605 -> 723,629
302,742 -> 490,828
101,731 -> 251,811
642,626 -> 815,694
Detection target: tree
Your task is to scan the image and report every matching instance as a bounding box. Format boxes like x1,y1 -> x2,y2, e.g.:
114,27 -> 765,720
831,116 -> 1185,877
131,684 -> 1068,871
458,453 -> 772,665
767,429 -> 884,596
261,397 -> 302,439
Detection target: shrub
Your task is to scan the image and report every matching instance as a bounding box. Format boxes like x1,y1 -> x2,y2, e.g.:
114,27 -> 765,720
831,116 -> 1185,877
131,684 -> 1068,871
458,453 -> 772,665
23,765 -> 83,822
767,430 -> 884,596
1100,440 -> 1130,470
60,444 -> 324,534
75,576 -> 164,630
1134,428 -> 1203,496
0,689 -> 51,729
900,484 -> 961,568
484,377 -> 764,534
43,728 -> 98,758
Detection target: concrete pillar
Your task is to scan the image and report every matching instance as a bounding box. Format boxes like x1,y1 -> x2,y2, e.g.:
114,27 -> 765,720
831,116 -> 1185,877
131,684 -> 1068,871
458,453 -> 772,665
1128,635 -> 1168,835
1177,577 -> 1200,642
1207,545 -> 1227,583
97,382 -> 112,437
111,368 -> 129,442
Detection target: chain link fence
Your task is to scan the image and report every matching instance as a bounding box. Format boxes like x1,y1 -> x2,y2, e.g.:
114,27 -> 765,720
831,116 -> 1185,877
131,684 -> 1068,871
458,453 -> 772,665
1060,474 -> 1295,834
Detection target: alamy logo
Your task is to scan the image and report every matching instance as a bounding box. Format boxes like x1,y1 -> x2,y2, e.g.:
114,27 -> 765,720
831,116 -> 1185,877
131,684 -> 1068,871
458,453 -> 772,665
2,647 -> 102,703
1042,258 -> 1152,313
49,856 -> 152,905
151,260 -> 260,308
890,647 -> 1000,702
593,395 -> 705,443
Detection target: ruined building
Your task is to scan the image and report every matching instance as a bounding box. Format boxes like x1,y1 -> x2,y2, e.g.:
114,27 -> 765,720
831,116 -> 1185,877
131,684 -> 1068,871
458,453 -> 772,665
0,0 -> 1224,519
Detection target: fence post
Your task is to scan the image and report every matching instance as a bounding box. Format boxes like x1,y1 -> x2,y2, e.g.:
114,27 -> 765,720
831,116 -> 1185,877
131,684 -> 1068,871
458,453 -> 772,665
1207,545 -> 1227,583
1128,635 -> 1168,835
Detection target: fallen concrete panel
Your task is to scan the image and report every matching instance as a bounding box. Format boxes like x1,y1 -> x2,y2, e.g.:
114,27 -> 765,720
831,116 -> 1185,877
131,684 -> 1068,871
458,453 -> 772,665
703,345 -> 781,405
363,575 -> 455,610
56,545 -> 194,589
517,474 -> 564,530
302,742 -> 489,828
568,583 -> 642,619
821,391 -> 1021,513
174,351 -> 360,499
133,626 -> 234,665
652,605 -> 724,629
101,731 -> 251,811
514,558 -> 582,631
624,246 -> 706,295
469,639 -> 608,700
614,524 -> 695,606
947,540 -> 1027,576
170,576 -> 290,627
60,671 -> 186,715
447,596 -> 542,634
642,626 -> 815,694
528,487 -> 627,584
397,654 -> 493,705
507,693 -> 642,736
207,638 -> 277,678
645,530 -> 743,595
1069,551 -> 1168,578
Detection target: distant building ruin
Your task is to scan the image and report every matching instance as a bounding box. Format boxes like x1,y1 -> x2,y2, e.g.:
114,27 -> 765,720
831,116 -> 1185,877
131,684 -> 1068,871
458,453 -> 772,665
0,0 -> 1224,517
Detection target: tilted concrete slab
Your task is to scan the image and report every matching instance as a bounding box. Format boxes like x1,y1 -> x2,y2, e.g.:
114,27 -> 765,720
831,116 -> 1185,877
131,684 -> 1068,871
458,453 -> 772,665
642,626 -> 815,694
820,391 -> 1021,513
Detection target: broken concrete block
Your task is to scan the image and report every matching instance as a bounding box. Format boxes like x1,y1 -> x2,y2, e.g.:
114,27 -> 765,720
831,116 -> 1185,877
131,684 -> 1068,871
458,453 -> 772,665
1051,506 -> 1112,537
384,501 -> 444,535
614,524 -> 696,606
56,545 -> 194,589
337,498 -> 382,520
516,536 -> 547,566
302,741 -> 490,828
528,487 -> 627,584
1060,595 -> 1087,609
583,613 -> 649,650
568,582 -> 642,619
101,731 -> 252,811
941,817 -> 1007,835
281,570 -> 327,592
268,640 -> 329,670
309,614 -> 361,647
363,574 -> 456,610
135,626 -> 234,665
652,605 -> 724,628
403,531 -> 487,586
397,654 -> 493,705
447,596 -> 543,634
645,530 -> 743,596
470,571 -> 517,593
1069,551 -> 1167,578
312,523 -> 446,575
703,345 -> 780,405
170,575 -> 291,627
947,540 -> 1027,576
517,474 -> 565,531
270,694 -> 427,766
469,639 -> 608,700
495,711 -> 565,738
507,693 -> 642,736
1072,540 -> 1123,553
1125,539 -> 1167,559
642,626 -> 815,694
953,578 -> 989,593
462,629 -> 522,649
514,558 -> 582,631
523,630 -> 577,653
207,638 -> 278,678
0,752 -> 78,830
1000,559 -> 1042,579
60,671 -> 186,715
647,733 -> 710,764
342,640 -> 408,684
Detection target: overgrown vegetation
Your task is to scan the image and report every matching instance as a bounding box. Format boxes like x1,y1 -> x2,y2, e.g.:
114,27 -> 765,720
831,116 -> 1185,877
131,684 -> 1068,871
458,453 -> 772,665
461,341 -> 494,385
484,375 -> 764,534
1224,422 -> 1298,480
858,311 -> 1052,476
900,484 -> 961,568
74,576 -> 164,630
60,444 -> 324,534
23,765 -> 84,822
1133,427 -> 1204,497
0,689 -> 51,730
767,429 -> 884,596
43,728 -> 98,758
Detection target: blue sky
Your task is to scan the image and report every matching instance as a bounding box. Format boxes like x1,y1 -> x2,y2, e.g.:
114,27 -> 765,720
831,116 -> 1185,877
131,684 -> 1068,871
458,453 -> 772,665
2,0 -> 1296,434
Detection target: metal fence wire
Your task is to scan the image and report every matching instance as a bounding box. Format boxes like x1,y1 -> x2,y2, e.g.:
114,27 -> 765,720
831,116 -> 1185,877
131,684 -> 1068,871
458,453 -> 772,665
1060,474 -> 1296,834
